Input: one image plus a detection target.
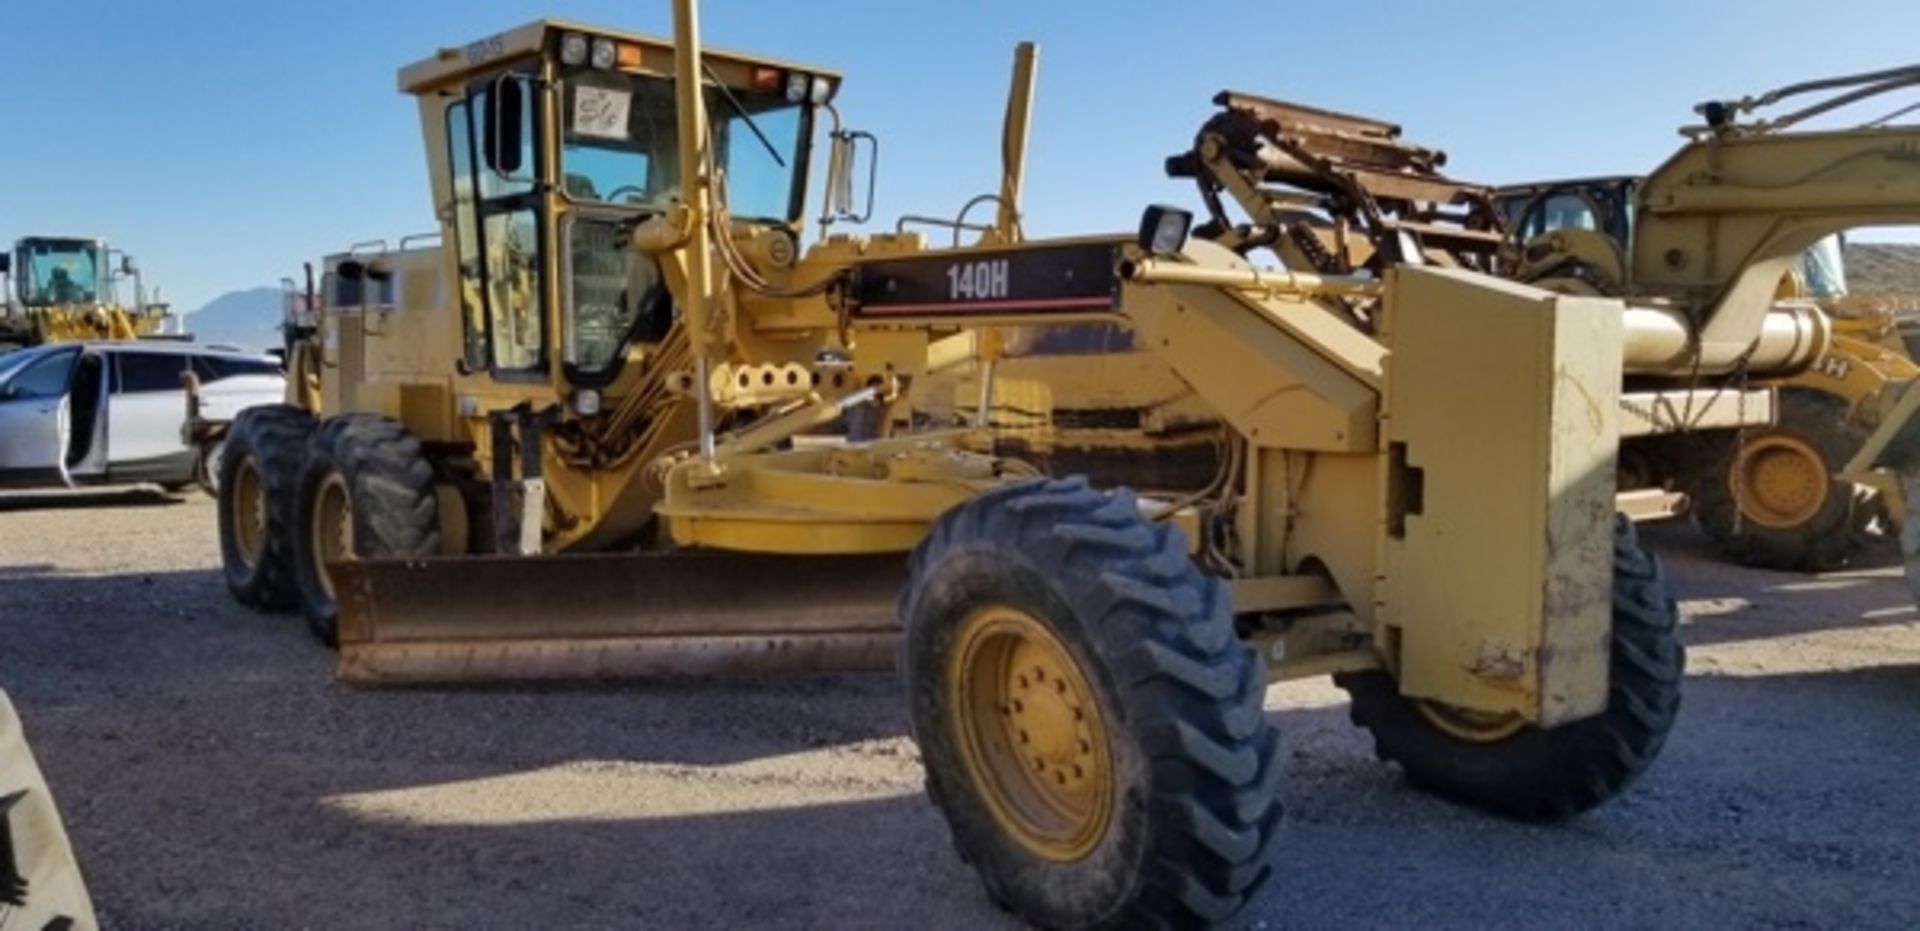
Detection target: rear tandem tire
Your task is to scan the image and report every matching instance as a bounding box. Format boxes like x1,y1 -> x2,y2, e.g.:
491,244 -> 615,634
216,404 -> 315,611
1335,515 -> 1684,820
290,414 -> 440,647
901,477 -> 1283,930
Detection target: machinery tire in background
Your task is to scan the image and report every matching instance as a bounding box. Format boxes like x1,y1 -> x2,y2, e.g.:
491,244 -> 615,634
216,404 -> 315,610
291,414 -> 440,647
1334,515 -> 1684,820
1689,390 -> 1882,571
901,477 -> 1283,929
1902,467 -> 1920,605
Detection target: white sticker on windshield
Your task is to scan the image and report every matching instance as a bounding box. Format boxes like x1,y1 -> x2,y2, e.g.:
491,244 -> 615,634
573,86 -> 631,140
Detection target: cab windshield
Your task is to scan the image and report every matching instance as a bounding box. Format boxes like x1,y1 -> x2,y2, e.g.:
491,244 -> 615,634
559,68 -> 809,224
17,239 -> 103,307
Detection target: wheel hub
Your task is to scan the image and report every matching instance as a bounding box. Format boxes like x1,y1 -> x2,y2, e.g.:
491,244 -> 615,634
311,472 -> 354,601
1734,435 -> 1828,529
1414,699 -> 1527,744
949,605 -> 1112,862
231,458 -> 266,569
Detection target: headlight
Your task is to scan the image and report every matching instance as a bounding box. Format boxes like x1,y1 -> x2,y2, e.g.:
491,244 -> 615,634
785,71 -> 810,104
574,388 -> 603,417
1137,205 -> 1193,257
809,75 -> 833,105
559,33 -> 588,67
591,37 -> 618,70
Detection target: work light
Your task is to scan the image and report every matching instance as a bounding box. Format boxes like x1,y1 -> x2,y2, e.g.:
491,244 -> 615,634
559,33 -> 588,66
591,37 -> 618,70
1138,205 -> 1193,257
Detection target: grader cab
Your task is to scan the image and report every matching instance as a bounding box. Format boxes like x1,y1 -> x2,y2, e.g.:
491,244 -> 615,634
206,4 -> 1920,925
0,236 -> 171,352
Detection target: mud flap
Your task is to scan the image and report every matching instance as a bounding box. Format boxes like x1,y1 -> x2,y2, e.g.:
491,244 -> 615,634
332,551 -> 907,684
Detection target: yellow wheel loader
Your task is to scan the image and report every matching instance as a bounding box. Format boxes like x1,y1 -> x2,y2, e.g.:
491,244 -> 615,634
0,236 -> 172,353
204,7 -> 1909,925
1496,177 -> 1916,570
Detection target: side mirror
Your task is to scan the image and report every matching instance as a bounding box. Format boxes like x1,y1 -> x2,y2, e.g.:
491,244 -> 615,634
824,129 -> 878,224
482,75 -> 527,177
120,255 -> 138,275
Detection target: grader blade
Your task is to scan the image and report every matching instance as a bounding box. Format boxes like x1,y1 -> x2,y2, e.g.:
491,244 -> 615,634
331,552 -> 905,684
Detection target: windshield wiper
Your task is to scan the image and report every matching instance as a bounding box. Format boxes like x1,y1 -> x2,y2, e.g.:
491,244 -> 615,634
702,64 -> 785,169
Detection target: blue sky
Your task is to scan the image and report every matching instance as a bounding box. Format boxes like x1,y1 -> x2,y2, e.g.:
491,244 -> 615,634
2,0 -> 1916,313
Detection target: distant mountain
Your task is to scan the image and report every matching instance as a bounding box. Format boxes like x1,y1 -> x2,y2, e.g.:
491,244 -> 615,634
182,287 -> 281,354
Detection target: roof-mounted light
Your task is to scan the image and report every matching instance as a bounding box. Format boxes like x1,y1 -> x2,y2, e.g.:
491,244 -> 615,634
559,32 -> 588,67
591,37 -> 618,70
784,71 -> 809,104
809,75 -> 833,105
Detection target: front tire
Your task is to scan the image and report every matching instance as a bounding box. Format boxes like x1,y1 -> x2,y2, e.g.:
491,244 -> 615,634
1335,515 -> 1684,820
902,477 -> 1283,929
216,405 -> 314,610
290,414 -> 440,646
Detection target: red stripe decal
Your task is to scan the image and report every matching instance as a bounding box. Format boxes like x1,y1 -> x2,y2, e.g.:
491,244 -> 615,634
859,296 -> 1114,316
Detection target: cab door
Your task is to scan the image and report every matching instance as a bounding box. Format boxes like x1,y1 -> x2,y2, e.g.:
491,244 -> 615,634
0,347 -> 78,487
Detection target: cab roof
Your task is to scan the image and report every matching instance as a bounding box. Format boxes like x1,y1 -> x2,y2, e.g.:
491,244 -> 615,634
398,18 -> 843,96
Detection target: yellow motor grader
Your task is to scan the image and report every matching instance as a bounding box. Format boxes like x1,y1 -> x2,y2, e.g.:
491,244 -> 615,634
207,5 -> 1914,925
0,690 -> 96,927
0,236 -> 171,352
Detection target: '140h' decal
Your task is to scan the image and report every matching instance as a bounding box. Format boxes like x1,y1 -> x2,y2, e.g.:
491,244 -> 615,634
945,260 -> 1010,301
852,242 -> 1120,317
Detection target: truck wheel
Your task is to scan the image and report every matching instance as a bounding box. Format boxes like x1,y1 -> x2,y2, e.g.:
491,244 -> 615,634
291,414 -> 439,646
1335,515 -> 1683,820
902,477 -> 1283,929
194,436 -> 226,497
1690,390 -> 1881,571
216,405 -> 314,610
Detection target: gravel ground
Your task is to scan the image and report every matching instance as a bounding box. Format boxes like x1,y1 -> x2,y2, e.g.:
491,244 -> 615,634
1,487 -> 1917,930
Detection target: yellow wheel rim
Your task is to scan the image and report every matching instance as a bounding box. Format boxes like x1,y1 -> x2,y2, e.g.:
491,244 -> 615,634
231,457 -> 267,570
311,472 -> 353,601
1415,700 -> 1528,744
948,605 -> 1113,862
1734,435 -> 1829,530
